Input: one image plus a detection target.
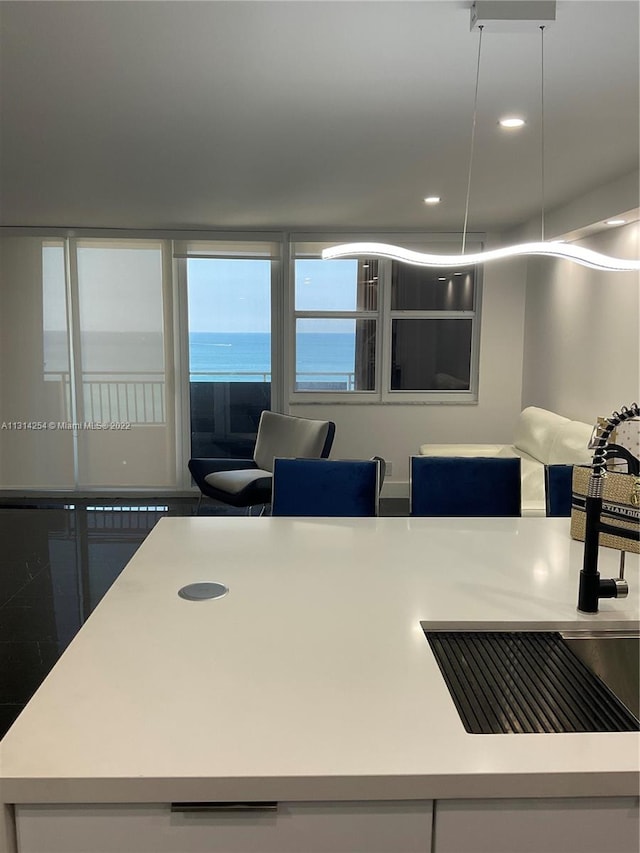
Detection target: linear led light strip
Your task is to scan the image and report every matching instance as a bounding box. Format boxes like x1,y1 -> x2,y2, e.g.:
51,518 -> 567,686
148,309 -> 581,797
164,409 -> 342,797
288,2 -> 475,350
323,27 -> 640,274
321,242 -> 640,272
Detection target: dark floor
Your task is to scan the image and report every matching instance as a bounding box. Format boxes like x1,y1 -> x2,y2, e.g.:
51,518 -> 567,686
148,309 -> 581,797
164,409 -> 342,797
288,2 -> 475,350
0,495 -> 408,739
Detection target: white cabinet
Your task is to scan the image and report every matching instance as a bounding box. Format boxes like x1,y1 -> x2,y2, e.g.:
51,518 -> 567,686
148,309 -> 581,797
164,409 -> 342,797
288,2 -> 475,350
433,797 -> 640,853
13,796 -> 640,853
15,800 -> 433,853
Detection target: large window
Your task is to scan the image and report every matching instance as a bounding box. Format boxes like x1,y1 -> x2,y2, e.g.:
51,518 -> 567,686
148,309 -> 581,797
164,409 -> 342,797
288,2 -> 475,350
174,239 -> 280,459
292,252 -> 378,394
187,257 -> 272,457
390,263 -> 475,394
291,238 -> 480,402
0,231 -> 482,492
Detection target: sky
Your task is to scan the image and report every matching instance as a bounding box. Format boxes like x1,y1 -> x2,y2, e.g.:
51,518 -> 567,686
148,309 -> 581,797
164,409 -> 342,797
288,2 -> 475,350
187,258 -> 359,333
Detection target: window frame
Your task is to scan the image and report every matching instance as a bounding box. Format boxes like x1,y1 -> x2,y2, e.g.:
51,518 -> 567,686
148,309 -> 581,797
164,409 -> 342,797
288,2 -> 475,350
288,236 -> 381,403
173,234 -> 284,487
289,233 -> 483,405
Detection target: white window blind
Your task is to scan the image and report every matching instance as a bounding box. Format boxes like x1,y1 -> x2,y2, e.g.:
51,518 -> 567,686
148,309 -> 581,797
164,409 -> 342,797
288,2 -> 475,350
0,237 -> 75,488
173,239 -> 281,259
74,239 -> 175,488
0,236 -> 176,490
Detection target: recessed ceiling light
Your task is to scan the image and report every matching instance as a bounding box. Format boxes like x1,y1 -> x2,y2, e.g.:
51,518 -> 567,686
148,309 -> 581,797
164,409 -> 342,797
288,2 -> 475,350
605,219 -> 627,225
499,117 -> 526,129
437,277 -> 447,281
424,196 -> 441,205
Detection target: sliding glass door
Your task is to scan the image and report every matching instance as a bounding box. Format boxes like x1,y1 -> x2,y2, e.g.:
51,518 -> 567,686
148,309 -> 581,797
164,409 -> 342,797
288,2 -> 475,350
185,254 -> 273,458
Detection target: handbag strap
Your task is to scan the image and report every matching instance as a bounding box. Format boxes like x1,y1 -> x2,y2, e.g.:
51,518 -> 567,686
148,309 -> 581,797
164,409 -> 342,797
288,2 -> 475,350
605,444 -> 640,476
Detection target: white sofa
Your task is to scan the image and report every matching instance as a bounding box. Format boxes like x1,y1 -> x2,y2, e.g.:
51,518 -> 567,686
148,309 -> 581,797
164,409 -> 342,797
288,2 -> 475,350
418,407 -> 594,516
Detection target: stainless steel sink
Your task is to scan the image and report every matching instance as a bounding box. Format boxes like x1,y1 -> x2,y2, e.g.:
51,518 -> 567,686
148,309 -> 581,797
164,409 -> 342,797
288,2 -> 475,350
560,631 -> 639,720
423,629 -> 640,734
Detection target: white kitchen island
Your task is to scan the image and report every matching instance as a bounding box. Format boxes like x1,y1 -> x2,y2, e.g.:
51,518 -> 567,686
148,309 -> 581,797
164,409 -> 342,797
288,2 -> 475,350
1,516 -> 639,853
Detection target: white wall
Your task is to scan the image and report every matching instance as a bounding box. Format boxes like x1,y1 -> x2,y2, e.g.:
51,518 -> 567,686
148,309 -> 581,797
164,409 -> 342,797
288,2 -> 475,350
510,169 -> 639,243
521,221 -> 640,424
292,256 -> 528,492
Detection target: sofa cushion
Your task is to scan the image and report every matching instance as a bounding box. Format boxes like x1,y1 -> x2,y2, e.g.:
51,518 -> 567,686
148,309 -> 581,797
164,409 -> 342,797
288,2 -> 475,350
513,406 -> 569,464
548,419 -> 594,465
516,451 -> 547,512
418,443 -> 517,458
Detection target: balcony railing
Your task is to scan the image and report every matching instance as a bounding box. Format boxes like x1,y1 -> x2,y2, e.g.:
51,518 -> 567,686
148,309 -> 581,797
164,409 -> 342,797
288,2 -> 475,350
44,368 -> 356,428
190,370 -> 272,383
45,372 -> 166,425
191,370 -> 355,389
294,371 -> 355,391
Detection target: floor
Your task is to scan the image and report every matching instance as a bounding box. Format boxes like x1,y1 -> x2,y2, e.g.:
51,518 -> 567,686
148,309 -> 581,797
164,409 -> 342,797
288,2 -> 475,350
0,495 -> 408,739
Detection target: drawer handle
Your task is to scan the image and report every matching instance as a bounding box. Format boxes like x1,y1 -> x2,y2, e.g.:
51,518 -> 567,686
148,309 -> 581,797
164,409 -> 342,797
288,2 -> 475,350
171,802 -> 278,813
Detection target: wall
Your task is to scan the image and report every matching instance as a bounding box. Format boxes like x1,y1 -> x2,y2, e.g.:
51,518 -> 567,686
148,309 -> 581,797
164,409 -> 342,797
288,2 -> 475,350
3,189 -> 635,494
521,221 -> 640,424
511,169 -> 639,243
292,256 -> 528,493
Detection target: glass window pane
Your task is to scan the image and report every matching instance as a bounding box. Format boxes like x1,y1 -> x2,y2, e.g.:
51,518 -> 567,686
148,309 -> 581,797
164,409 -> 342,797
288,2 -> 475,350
296,318 -> 376,392
391,318 -> 472,391
187,258 -> 271,457
188,259 -> 271,381
391,264 -> 475,311
295,259 -> 378,311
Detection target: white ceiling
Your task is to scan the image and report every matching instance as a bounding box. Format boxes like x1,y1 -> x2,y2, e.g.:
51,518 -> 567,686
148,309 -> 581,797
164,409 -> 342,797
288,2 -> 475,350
0,0 -> 638,233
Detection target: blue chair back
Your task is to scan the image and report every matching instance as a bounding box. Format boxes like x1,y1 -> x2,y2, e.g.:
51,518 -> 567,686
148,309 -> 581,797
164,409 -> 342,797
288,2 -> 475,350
410,456 -> 521,517
272,458 -> 380,517
544,464 -> 574,517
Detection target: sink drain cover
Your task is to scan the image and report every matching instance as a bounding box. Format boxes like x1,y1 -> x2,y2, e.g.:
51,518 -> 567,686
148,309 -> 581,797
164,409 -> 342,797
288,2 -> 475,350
424,630 -> 640,734
178,582 -> 228,601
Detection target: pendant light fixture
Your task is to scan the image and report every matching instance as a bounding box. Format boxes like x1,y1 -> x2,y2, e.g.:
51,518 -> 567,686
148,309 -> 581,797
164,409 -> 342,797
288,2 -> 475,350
323,13 -> 639,273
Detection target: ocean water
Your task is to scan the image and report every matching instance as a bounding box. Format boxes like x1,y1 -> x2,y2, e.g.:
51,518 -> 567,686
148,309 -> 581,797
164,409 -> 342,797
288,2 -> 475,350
43,331 -> 356,384
189,332 -> 355,383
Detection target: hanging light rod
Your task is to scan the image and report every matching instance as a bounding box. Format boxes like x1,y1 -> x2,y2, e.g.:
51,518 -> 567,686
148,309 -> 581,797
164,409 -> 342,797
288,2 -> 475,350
322,3 -> 639,273
321,242 -> 640,273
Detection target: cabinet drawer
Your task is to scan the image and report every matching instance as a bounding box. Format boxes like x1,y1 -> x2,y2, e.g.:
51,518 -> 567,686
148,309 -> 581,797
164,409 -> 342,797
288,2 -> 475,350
16,800 -> 433,853
434,797 -> 640,853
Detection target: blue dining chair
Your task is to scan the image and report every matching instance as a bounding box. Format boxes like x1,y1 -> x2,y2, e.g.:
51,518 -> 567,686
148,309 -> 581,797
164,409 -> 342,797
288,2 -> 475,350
410,456 -> 522,517
544,464 -> 574,517
271,458 -> 382,517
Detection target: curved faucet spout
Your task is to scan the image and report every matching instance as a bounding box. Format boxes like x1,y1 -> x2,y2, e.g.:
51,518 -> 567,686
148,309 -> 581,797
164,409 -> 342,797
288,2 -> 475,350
578,403 -> 640,613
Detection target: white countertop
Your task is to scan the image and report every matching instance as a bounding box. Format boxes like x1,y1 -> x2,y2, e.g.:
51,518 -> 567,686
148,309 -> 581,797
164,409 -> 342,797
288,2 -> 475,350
1,517 -> 639,804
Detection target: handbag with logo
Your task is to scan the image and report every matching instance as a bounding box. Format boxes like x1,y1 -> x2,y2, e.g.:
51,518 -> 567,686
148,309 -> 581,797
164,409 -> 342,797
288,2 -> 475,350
571,463 -> 640,553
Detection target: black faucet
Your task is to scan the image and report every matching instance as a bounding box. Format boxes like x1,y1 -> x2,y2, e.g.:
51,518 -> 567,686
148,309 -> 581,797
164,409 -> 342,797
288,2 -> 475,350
578,403 -> 639,612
